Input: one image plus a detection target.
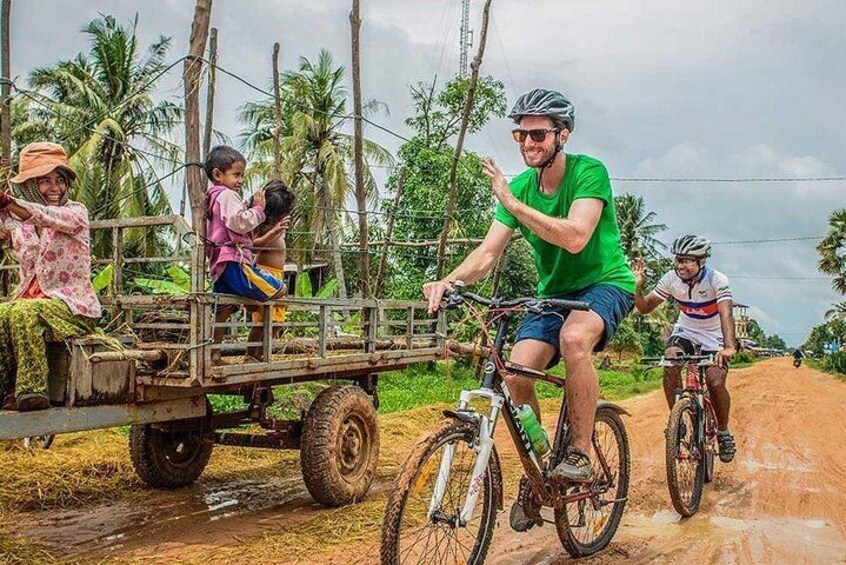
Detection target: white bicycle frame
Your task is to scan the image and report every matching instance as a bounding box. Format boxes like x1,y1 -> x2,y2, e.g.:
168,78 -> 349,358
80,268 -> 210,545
427,383 -> 543,525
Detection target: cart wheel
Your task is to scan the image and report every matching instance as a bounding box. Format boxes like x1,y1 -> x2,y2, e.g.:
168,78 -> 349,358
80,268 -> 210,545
300,385 -> 380,507
22,434 -> 55,450
129,420 -> 213,488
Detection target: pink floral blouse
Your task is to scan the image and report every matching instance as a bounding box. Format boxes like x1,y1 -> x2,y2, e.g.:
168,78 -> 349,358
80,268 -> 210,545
0,200 -> 102,318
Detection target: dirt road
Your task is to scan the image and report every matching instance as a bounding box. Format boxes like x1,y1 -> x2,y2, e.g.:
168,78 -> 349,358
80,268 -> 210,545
489,358 -> 846,564
5,358 -> 846,563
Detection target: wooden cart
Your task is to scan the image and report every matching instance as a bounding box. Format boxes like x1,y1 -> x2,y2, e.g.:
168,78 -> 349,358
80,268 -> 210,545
0,215 -> 446,506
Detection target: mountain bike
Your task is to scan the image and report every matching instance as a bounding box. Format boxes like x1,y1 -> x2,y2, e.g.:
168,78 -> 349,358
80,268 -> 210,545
381,284 -> 631,564
646,354 -> 718,517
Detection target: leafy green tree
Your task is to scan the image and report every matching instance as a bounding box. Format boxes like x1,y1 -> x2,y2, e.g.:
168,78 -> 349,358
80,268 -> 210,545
14,14 -> 180,258
379,76 -> 507,299
818,208 -> 846,295
615,193 -> 668,262
826,302 -> 846,323
239,49 -> 392,298
607,316 -> 643,360
746,318 -> 767,345
764,334 -> 786,351
804,320 -> 845,355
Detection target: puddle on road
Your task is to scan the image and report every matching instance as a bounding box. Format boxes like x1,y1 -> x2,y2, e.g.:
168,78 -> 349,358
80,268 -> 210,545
740,458 -> 814,474
21,474 -> 312,557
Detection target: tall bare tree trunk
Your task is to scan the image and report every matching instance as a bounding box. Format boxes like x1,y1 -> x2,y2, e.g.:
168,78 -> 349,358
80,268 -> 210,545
322,183 -> 348,301
1,0 -> 11,174
350,0 -> 370,297
183,0 -> 212,287
375,168 -> 405,298
436,0 -> 493,279
272,42 -> 282,177
202,27 -> 218,160
1,0 -> 12,296
183,0 -> 212,382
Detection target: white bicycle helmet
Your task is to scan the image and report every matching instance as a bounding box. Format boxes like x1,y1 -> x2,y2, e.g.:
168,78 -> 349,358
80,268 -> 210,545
671,235 -> 712,258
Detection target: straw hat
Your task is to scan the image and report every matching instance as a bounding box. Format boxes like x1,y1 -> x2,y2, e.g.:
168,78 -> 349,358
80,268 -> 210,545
10,142 -> 77,184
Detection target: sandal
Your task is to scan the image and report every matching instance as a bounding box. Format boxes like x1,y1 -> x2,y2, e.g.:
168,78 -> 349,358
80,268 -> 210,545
16,393 -> 50,412
2,394 -> 16,410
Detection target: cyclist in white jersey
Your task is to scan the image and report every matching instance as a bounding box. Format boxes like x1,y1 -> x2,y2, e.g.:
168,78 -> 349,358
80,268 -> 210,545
633,235 -> 737,463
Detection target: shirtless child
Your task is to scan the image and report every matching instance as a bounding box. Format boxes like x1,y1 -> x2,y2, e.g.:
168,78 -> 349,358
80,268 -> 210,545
249,180 -> 295,355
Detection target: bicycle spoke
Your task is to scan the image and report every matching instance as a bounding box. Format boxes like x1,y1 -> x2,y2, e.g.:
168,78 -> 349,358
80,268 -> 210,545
393,426 -> 489,564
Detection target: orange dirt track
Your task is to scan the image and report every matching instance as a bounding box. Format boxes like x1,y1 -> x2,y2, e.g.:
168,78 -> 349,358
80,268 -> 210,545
488,358 -> 846,564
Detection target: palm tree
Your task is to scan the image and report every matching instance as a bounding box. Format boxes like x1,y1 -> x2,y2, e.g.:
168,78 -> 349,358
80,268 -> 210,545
15,14 -> 182,258
615,193 -> 668,261
239,49 -> 393,298
826,302 -> 846,323
818,208 -> 846,295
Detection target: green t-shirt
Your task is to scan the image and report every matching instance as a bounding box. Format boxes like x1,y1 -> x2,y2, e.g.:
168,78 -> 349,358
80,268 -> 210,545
494,153 -> 635,297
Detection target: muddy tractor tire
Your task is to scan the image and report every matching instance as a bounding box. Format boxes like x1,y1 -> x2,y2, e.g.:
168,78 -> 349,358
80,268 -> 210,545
129,421 -> 214,489
300,385 -> 380,507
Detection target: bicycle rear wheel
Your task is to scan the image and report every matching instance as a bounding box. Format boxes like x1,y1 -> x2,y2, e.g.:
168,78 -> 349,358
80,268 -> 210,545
381,419 -> 501,565
665,397 -> 705,516
554,405 -> 630,558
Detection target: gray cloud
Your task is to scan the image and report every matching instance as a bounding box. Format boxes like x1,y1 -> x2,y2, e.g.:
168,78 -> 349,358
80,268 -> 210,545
8,0 -> 844,344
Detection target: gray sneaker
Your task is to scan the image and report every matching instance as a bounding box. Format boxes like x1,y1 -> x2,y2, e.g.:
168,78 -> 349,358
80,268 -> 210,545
549,448 -> 594,483
509,477 -> 543,532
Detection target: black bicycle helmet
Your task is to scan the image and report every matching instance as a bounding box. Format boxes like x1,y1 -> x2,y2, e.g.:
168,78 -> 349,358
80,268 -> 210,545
508,88 -> 575,132
671,234 -> 712,258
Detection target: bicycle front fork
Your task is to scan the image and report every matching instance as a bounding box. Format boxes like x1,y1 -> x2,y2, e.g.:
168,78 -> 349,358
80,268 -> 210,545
428,387 -> 503,526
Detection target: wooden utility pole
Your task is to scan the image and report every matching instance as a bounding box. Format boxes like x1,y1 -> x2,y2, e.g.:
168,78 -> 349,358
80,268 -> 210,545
375,168 -> 405,298
350,0 -> 370,297
183,0 -> 212,291
1,0 -> 11,176
202,27 -> 218,160
1,0 -> 12,297
183,0 -> 212,384
272,42 -> 283,177
436,0 -> 493,278
182,25 -> 217,218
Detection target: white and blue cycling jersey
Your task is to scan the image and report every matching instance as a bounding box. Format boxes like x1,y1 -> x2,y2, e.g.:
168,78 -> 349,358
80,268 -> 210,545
650,266 -> 732,351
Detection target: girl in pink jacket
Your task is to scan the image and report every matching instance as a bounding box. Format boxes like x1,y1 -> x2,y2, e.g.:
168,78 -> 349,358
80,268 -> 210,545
204,146 -> 286,365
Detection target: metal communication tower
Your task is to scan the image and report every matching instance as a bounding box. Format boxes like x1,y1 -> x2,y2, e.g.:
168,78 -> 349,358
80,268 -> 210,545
459,0 -> 473,77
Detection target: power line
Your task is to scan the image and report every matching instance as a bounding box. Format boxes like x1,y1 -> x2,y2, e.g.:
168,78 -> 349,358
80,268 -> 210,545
611,176 -> 846,183
731,275 -> 831,281
711,236 -> 823,245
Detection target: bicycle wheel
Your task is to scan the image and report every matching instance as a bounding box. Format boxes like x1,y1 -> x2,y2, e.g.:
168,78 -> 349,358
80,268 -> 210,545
381,419 -> 501,565
665,397 -> 704,516
703,403 -> 716,484
554,405 -> 630,558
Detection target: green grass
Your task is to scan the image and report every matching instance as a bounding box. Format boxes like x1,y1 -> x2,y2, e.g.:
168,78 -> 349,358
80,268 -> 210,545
205,361 -> 665,417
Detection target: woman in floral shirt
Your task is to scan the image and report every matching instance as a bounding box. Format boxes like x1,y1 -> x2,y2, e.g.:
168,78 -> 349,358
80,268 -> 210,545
0,142 -> 101,411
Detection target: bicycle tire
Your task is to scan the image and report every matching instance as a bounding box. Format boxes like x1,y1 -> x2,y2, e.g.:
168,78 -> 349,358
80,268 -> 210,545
703,405 -> 716,484
665,397 -> 704,516
554,406 -> 630,558
381,419 -> 501,565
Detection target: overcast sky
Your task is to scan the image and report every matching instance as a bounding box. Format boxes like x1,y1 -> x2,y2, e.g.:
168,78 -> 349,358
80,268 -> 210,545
7,0 -> 844,345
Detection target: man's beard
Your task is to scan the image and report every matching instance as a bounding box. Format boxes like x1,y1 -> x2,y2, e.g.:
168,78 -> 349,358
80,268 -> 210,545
522,146 -> 555,168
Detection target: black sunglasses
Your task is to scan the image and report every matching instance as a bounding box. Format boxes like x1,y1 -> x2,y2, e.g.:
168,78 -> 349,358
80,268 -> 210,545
511,128 -> 560,143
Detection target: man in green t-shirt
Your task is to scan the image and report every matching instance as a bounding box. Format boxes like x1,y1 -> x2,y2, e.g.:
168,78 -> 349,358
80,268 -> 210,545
423,89 -> 635,502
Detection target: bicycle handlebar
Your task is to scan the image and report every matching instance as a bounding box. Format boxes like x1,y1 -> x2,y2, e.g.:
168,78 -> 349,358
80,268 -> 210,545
443,284 -> 590,313
641,354 -> 716,368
